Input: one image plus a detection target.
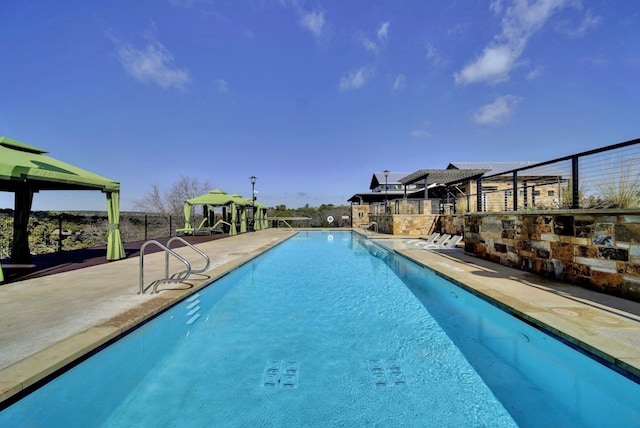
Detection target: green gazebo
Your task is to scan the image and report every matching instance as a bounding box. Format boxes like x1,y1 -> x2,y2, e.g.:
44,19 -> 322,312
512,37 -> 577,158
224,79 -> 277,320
182,189 -> 241,236
0,136 -> 125,282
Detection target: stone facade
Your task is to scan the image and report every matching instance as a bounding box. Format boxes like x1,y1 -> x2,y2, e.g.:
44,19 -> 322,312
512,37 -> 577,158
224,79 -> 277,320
351,205 -> 370,229
369,214 -> 439,236
463,210 -> 640,302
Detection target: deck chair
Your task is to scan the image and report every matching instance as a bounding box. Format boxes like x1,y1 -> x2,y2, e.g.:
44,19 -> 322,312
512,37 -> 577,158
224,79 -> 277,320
414,233 -> 440,247
425,235 -> 463,250
176,218 -> 209,236
194,219 -> 226,235
420,234 -> 450,248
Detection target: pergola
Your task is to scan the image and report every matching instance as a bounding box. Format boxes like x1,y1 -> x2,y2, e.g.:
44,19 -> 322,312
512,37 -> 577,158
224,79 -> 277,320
182,189 -> 253,236
0,136 -> 125,282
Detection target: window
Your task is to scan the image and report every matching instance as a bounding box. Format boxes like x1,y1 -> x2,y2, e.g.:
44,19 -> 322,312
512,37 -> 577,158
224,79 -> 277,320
548,190 -> 555,196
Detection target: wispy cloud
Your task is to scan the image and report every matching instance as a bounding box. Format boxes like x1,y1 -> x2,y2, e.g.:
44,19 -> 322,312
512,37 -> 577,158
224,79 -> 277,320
564,10 -> 601,38
359,35 -> 378,53
338,66 -> 374,92
473,94 -> 522,124
411,120 -> 431,138
454,0 -> 570,86
115,34 -> 190,90
358,21 -> 390,54
278,0 -> 328,40
299,9 -> 326,39
377,21 -> 390,40
392,74 -> 406,92
525,66 -> 543,80
426,44 -> 446,66
216,78 -> 230,93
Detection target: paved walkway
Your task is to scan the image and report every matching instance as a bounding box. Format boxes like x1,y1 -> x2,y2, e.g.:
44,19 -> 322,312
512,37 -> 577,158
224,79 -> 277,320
1,229 -> 640,406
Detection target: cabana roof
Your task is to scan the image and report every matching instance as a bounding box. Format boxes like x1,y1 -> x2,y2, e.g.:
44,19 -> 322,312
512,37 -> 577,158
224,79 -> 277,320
0,136 -> 119,192
0,136 -> 124,278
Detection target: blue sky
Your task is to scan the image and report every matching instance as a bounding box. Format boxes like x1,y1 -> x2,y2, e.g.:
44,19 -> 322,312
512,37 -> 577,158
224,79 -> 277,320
1,0 -> 638,211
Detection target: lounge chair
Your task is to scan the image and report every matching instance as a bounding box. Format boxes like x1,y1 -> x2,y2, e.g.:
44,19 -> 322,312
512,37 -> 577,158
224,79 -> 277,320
177,218 -> 226,236
424,235 -> 463,250
418,233 -> 449,248
414,233 -> 440,247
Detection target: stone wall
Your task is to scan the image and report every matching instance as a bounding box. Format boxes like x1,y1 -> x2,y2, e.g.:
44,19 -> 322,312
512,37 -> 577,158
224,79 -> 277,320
351,205 -> 370,229
463,210 -> 640,302
439,214 -> 465,236
368,214 -> 439,236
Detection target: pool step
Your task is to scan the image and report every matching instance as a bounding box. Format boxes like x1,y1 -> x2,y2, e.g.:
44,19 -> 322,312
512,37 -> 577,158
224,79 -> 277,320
185,293 -> 202,325
262,360 -> 299,388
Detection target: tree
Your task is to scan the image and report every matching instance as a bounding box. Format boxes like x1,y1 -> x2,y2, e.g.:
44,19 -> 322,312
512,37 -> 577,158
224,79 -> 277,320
134,176 -> 211,221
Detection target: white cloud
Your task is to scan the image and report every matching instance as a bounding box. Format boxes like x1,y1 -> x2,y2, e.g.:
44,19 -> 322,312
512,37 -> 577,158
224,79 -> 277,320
338,67 -> 374,92
410,120 -> 431,138
392,74 -> 406,92
426,44 -> 446,66
377,21 -> 390,40
525,66 -> 543,80
299,9 -> 325,38
473,94 -> 522,124
455,0 -> 569,86
360,35 -> 378,53
216,78 -> 230,93
116,36 -> 190,90
565,11 -> 601,38
455,44 -> 521,85
411,129 -> 431,138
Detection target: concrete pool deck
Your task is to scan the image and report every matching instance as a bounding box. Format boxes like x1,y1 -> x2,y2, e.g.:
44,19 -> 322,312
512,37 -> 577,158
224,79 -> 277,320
1,229 -> 640,406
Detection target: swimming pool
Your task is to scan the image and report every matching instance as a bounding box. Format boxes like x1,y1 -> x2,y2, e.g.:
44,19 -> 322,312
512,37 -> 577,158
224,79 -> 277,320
1,231 -> 638,426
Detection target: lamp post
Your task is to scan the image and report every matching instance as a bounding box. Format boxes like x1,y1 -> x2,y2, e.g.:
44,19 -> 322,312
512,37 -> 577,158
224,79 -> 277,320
250,176 -> 257,231
384,170 -> 389,213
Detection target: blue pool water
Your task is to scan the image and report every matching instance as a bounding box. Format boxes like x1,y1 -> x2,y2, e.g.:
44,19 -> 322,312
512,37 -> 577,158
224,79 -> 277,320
1,231 -> 639,427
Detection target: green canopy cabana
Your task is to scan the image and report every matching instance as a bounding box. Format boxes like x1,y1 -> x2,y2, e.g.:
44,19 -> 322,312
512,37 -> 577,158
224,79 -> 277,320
254,202 -> 269,231
182,189 -> 237,235
0,136 -> 124,281
229,194 -> 251,234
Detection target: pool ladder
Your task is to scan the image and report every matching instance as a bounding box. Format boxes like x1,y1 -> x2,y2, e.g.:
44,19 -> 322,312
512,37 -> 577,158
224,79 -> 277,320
364,221 -> 378,234
138,236 -> 211,294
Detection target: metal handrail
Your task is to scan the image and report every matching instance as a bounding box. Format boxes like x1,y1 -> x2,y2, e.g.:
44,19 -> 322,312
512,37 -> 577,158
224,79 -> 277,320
364,221 -> 378,233
138,240 -> 192,294
277,219 -> 293,229
166,236 -> 211,274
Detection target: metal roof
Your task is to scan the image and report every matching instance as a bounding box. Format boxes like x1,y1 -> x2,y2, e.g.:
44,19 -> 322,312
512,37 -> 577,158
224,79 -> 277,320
447,161 -> 538,175
399,169 -> 488,185
369,172 -> 412,190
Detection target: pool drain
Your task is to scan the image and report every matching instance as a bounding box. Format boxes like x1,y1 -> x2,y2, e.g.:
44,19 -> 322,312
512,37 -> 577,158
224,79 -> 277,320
369,359 -> 405,386
262,360 -> 299,388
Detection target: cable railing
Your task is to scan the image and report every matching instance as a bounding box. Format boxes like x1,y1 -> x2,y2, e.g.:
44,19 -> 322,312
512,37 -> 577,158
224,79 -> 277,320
462,138 -> 640,212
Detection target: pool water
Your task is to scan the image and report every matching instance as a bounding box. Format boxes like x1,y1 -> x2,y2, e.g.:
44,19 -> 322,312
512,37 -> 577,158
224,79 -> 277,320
1,231 -> 639,427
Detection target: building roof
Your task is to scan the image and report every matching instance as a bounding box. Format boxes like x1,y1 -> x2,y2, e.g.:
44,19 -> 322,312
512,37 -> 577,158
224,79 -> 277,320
447,161 -> 538,176
448,161 -> 567,179
369,172 -> 412,190
399,169 -> 488,186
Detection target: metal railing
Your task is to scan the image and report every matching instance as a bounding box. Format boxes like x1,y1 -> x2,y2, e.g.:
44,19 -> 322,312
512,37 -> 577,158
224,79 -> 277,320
364,221 -> 378,233
138,237 -> 210,294
461,138 -> 640,212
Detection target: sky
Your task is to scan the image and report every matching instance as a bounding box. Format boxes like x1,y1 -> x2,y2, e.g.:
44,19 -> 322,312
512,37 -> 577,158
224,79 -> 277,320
1,0 -> 638,211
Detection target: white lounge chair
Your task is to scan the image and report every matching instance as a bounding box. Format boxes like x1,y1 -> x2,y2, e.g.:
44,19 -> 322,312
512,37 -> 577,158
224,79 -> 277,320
414,233 -> 440,247
424,235 -> 463,250
419,234 -> 450,248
